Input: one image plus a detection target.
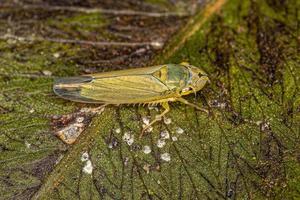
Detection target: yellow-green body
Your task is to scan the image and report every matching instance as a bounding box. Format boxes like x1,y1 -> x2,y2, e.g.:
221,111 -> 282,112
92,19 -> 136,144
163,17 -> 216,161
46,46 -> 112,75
53,63 -> 209,105
53,63 -> 209,136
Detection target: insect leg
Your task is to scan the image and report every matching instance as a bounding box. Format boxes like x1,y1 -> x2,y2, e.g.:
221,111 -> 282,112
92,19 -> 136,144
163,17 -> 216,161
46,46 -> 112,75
140,102 -> 170,138
177,97 -> 209,114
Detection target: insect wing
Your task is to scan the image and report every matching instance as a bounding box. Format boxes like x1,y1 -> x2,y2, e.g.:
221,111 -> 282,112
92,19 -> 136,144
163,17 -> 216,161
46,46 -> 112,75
86,65 -> 165,78
53,66 -> 171,104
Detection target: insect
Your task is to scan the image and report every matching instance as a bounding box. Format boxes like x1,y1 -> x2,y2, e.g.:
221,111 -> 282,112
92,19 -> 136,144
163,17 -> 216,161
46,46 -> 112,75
53,62 -> 209,137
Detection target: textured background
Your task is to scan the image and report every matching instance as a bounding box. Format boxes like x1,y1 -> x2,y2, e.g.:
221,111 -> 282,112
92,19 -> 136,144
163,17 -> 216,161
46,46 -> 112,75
0,0 -> 299,199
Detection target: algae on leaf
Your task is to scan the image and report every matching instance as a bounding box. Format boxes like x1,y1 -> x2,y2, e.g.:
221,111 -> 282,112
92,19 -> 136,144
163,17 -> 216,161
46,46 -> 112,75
1,0 -> 300,199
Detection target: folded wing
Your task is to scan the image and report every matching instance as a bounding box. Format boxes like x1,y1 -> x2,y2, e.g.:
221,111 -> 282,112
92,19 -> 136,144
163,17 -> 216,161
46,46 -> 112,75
53,74 -> 170,104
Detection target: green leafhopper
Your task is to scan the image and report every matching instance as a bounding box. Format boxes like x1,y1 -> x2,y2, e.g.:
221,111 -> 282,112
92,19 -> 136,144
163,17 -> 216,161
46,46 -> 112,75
53,62 -> 209,137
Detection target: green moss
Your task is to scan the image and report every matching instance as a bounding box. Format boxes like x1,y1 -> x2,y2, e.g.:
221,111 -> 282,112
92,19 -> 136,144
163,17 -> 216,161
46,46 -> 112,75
145,0 -> 172,8
48,13 -> 107,31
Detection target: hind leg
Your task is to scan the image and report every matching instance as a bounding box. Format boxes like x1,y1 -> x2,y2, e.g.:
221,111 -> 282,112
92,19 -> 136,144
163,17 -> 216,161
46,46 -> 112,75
140,102 -> 170,138
177,98 -> 209,114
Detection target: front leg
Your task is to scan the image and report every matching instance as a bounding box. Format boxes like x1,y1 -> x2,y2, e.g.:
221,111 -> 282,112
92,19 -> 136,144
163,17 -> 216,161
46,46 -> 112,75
140,102 -> 170,138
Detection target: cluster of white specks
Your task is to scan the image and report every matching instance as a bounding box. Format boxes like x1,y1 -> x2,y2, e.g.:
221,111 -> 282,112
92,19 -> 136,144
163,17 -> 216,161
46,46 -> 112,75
156,129 -> 180,149
175,127 -> 184,134
81,152 -> 93,175
122,132 -> 134,146
157,139 -> 166,148
154,127 -> 185,151
115,128 -> 121,134
29,109 -> 35,113
163,117 -> 172,125
143,145 -> 152,154
160,130 -> 170,139
161,153 -> 171,162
